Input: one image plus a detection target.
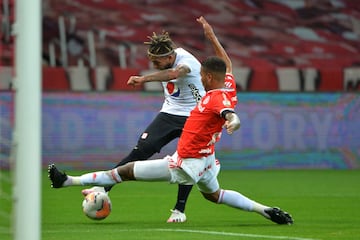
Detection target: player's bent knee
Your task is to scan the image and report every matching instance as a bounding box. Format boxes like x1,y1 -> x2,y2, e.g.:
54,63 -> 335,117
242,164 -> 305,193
201,191 -> 219,203
117,162 -> 135,180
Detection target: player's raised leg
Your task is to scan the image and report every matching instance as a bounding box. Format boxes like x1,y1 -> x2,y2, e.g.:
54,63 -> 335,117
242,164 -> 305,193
48,164 -> 122,188
48,158 -> 171,188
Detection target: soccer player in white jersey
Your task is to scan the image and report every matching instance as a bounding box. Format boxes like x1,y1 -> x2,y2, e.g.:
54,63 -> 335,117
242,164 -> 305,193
82,28 -> 205,223
49,55 -> 293,225
81,16 -> 238,223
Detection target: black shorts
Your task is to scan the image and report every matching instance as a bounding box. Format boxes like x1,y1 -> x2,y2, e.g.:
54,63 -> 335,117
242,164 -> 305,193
137,112 -> 188,153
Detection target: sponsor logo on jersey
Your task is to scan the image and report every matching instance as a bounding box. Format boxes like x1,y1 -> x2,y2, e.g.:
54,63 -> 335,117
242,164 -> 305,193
188,83 -> 202,103
199,148 -> 212,154
202,96 -> 210,104
198,163 -> 212,177
198,103 -> 205,112
141,132 -> 148,139
166,82 -> 180,97
197,95 -> 209,112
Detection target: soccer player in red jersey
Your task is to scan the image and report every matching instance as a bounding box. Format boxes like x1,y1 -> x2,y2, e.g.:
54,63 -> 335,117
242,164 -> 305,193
81,16 -> 237,223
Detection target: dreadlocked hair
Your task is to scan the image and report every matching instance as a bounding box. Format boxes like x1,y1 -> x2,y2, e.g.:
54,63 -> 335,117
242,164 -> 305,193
145,31 -> 175,57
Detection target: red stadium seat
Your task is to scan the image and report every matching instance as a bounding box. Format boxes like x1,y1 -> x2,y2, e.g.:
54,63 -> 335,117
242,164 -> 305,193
42,67 -> 70,91
41,1 -> 360,92
109,67 -> 143,91
243,59 -> 278,91
317,68 -> 343,91
248,68 -> 278,91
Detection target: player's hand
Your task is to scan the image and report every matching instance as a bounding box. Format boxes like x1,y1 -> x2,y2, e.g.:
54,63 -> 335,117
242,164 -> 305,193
127,76 -> 144,86
224,113 -> 241,134
196,16 -> 215,40
224,121 -> 237,134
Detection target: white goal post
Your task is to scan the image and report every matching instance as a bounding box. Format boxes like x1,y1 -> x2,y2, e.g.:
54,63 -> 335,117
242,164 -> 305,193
13,0 -> 42,240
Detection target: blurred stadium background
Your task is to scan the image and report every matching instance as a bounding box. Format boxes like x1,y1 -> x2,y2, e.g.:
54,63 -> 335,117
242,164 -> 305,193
1,2 -> 359,168
0,0 -> 359,239
1,0 -> 359,170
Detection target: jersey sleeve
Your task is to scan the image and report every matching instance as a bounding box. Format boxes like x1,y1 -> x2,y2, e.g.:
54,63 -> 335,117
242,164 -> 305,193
225,73 -> 236,91
224,73 -> 238,106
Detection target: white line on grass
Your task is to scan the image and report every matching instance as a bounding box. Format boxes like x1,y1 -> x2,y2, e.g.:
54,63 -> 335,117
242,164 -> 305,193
41,228 -> 321,240
153,228 -> 321,240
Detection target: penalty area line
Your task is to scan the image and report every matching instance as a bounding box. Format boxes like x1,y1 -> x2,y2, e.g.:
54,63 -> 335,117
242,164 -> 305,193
154,228 -> 321,240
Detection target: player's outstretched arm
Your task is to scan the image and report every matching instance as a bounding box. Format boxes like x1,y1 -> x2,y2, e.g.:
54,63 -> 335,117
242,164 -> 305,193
127,65 -> 190,86
197,16 -> 232,74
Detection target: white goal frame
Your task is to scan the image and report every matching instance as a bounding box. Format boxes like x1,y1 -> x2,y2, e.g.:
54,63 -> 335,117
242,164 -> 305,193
13,0 -> 42,240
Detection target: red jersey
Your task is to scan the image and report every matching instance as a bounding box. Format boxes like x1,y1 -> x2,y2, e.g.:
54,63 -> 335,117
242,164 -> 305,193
177,78 -> 237,158
224,73 -> 237,106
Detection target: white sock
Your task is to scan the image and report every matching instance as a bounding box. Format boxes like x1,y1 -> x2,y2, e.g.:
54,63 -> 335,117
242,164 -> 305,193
63,169 -> 122,186
218,189 -> 270,218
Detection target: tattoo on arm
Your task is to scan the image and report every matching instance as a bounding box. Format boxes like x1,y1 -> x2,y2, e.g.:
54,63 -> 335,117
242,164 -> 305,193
144,70 -> 173,82
144,64 -> 190,82
175,64 -> 191,78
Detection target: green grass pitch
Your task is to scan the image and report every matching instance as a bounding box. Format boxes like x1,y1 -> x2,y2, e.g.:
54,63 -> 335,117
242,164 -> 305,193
1,169 -> 360,240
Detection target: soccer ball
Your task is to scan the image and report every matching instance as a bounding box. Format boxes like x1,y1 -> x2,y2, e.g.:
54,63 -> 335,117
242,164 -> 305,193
82,191 -> 112,220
